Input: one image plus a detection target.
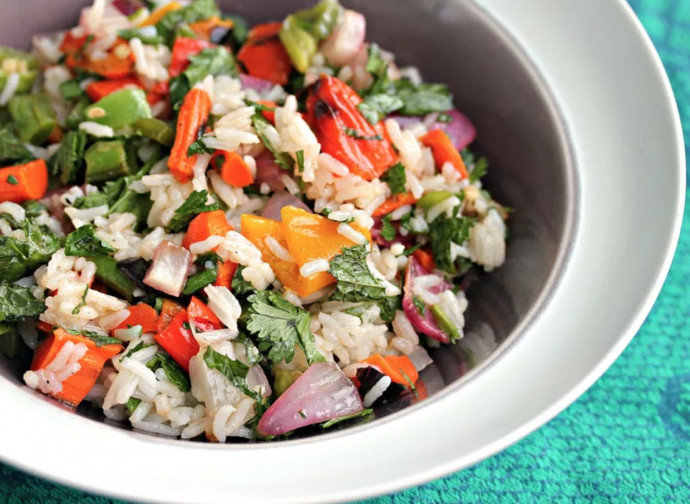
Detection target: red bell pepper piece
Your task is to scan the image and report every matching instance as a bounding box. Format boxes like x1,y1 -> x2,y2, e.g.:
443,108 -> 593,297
114,304 -> 159,334
187,296 -> 222,332
154,310 -> 199,372
85,77 -> 141,102
214,260 -> 238,289
169,37 -> 214,77
237,23 -> 291,85
306,75 -> 398,181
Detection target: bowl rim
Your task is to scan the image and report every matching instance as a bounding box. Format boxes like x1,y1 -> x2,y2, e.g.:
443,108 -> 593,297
0,0 -> 684,503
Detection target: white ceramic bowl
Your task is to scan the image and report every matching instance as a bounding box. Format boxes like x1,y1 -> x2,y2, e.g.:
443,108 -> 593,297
0,0 -> 684,503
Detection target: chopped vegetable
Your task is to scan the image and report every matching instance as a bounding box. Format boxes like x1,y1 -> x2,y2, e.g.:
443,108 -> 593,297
420,129 -> 469,179
85,88 -> 152,131
187,296 -> 222,332
143,240 -> 193,297
157,299 -> 185,333
0,128 -> 34,166
85,77 -> 140,102
246,290 -> 324,365
257,362 -> 363,437
412,248 -> 436,272
29,328 -> 123,406
154,0 -> 220,46
241,213 -> 335,297
213,151 -> 254,188
0,45 -> 38,95
0,282 -> 45,322
237,23 -> 292,85
428,212 -> 475,273
182,209 -> 233,249
372,192 -> 417,218
363,354 -> 418,387
281,205 -> 371,267
168,88 -> 212,182
417,190 -> 453,210
380,162 -> 407,195
402,256 -> 452,343
320,9 -> 366,66
141,1 -> 182,27
306,75 -> 397,181
154,309 -> 198,372
114,304 -> 159,334
91,255 -> 137,303
169,37 -> 214,77
61,32 -> 134,79
8,93 -> 57,145
84,140 -> 136,183
328,244 -> 387,302
0,159 -> 48,203
56,130 -> 87,185
134,118 -> 175,147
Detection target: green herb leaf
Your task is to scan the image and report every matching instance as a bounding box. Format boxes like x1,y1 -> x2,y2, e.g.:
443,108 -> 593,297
166,190 -> 220,233
155,0 -> 221,46
466,153 -> 488,183
343,127 -> 383,141
377,295 -> 401,323
71,285 -> 89,315
169,46 -> 236,109
0,282 -> 45,322
126,397 -> 142,414
246,291 -> 324,365
6,175 -> 18,186
328,244 -> 387,302
251,112 -> 294,171
202,346 -> 258,399
231,265 -> 254,295
187,138 -> 215,156
321,408 -> 374,429
381,162 -> 406,195
412,294 -> 426,316
0,128 -> 34,166
56,130 -> 88,185
365,44 -> 387,76
0,219 -> 61,282
65,225 -> 115,258
380,215 -> 397,242
182,266 -> 218,295
357,94 -> 404,125
65,328 -> 122,347
118,28 -> 164,45
295,149 -> 305,173
394,80 -> 453,117
402,243 -> 421,257
428,213 -> 476,273
147,351 -> 191,392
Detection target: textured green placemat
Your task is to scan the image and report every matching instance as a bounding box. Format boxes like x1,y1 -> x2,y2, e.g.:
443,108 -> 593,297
2,1 -> 689,502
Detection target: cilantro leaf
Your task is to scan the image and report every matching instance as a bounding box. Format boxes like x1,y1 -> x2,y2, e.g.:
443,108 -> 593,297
380,215 -> 397,242
231,265 -> 254,296
467,154 -> 488,183
328,244 -> 387,301
166,190 -> 219,233
64,225 -> 115,257
246,291 -> 324,365
147,351 -> 191,392
381,162 -> 406,195
393,80 -> 453,117
428,213 -> 476,273
0,282 -> 45,322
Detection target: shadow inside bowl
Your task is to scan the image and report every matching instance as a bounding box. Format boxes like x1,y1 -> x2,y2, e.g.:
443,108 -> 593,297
0,0 -> 577,442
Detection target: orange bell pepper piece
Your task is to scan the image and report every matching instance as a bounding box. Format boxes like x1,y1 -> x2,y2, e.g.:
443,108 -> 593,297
419,129 -> 469,179
30,328 -> 123,406
412,248 -> 436,272
0,159 -> 48,203
156,299 -> 185,333
372,193 -> 418,218
139,1 -> 182,26
237,22 -> 292,85
306,75 -> 398,181
188,15 -> 234,41
241,214 -> 335,297
364,354 -> 418,387
280,205 -> 371,267
168,88 -> 212,183
61,33 -> 134,79
114,304 -> 159,334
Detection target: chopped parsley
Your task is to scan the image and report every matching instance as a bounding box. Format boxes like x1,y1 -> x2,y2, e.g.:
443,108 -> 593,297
6,175 -> 18,186
380,162 -> 406,195
246,291 -> 324,365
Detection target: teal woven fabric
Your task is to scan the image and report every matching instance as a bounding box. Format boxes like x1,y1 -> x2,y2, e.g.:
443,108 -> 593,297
1,1 -> 689,502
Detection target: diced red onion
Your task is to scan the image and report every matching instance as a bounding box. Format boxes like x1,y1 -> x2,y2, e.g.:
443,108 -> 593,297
389,115 -> 424,130
240,74 -> 275,94
262,190 -> 312,221
112,0 -> 145,15
321,10 -> 366,67
246,365 -> 272,398
254,151 -> 288,193
143,240 -> 193,297
257,362 -> 363,437
402,256 -> 452,343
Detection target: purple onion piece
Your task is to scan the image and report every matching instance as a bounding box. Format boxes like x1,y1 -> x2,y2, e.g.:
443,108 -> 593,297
262,190 -> 311,221
402,256 -> 452,343
143,240 -> 192,297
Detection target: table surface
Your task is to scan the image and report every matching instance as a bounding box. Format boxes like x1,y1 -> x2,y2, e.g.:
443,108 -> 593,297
2,0 -> 689,502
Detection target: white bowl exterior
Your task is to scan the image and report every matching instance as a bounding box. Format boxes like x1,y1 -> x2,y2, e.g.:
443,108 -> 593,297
0,1 -> 684,503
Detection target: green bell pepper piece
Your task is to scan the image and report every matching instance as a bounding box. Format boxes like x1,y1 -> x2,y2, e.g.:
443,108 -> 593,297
134,118 -> 175,147
279,16 -> 319,74
8,93 -> 56,145
0,46 -> 38,95
84,140 -> 137,183
85,88 -> 152,130
292,0 -> 343,40
91,255 -> 136,303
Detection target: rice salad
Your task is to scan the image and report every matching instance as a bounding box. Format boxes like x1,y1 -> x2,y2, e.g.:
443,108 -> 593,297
0,0 -> 509,442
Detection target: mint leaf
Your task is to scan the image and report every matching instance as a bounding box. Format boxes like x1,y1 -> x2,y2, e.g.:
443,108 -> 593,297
0,219 -> 60,282
64,329 -> 122,348
166,190 -> 219,233
147,351 -> 191,392
251,112 -> 294,171
0,282 -> 45,322
65,225 -> 114,257
246,291 -> 323,365
0,128 -> 34,166
202,346 -> 259,399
